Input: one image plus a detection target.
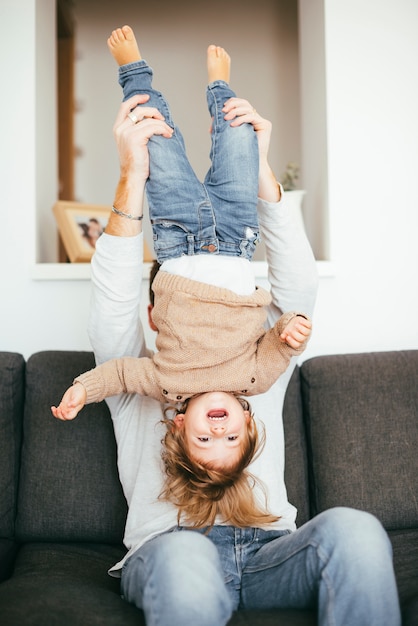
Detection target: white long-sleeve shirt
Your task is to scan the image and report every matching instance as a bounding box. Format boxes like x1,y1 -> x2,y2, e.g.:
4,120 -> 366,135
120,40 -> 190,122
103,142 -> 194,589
87,195 -> 318,576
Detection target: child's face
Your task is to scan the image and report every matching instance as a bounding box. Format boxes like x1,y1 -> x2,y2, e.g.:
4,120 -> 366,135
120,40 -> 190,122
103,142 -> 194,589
173,392 -> 251,468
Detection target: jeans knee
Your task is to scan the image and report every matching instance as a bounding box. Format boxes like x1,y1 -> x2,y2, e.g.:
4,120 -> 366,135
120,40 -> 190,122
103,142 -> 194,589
149,530 -> 220,571
316,507 -> 392,562
135,531 -> 232,626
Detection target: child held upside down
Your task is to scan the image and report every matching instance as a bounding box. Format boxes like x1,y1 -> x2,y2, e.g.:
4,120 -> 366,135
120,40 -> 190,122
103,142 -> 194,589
52,26 -> 311,475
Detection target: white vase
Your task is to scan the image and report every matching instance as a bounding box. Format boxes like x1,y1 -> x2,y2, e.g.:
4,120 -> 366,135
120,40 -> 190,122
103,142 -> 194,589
284,189 -> 306,232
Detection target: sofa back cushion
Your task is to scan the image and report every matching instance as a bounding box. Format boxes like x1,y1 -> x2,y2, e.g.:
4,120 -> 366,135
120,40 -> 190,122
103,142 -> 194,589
16,351 -> 127,543
301,350 -> 418,530
0,352 -> 24,537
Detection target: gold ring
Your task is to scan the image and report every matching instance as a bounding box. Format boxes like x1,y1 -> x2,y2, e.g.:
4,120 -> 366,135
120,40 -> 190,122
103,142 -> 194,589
128,112 -> 139,124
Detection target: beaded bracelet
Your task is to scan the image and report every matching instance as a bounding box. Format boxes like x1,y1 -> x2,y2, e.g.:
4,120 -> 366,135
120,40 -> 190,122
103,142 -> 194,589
112,206 -> 143,221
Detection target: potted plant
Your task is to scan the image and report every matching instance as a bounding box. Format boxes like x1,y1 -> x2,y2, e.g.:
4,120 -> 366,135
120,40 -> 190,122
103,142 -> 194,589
281,162 -> 306,231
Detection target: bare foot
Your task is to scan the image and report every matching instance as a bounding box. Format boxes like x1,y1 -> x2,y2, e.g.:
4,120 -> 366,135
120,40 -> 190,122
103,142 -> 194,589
207,45 -> 231,83
107,25 -> 141,66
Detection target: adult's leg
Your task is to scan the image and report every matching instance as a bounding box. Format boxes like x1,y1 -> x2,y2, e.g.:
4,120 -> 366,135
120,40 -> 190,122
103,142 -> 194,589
109,26 -> 215,261
240,507 -> 401,626
121,530 -> 233,626
204,46 -> 259,258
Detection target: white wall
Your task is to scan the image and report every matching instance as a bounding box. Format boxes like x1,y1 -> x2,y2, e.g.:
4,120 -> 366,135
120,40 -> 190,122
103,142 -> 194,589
71,0 -> 302,259
72,0 -> 301,218
299,0 -> 329,259
0,0 -> 417,360
303,0 -> 418,359
0,0 -> 91,357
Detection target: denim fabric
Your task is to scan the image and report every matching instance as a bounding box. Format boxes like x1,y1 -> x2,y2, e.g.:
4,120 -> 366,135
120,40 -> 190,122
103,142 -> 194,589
121,508 -> 401,626
121,529 -> 233,626
118,61 -> 259,262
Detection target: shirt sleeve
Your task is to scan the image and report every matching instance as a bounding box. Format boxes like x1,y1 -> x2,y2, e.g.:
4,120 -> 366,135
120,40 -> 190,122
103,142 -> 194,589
257,190 -> 319,327
87,232 -> 147,366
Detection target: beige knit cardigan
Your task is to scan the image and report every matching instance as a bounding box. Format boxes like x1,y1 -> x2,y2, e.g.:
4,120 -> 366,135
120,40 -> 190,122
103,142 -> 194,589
76,271 -> 309,404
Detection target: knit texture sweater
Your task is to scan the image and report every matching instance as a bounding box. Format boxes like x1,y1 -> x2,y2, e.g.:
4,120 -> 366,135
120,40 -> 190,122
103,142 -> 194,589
77,270 -> 309,404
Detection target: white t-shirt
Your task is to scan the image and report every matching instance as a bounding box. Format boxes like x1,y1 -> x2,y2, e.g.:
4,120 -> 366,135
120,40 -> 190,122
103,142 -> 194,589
161,254 -> 256,295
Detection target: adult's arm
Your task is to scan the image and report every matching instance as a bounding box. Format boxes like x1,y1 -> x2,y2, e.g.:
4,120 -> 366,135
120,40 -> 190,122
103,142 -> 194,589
253,107 -> 318,321
258,194 -> 318,324
255,116 -> 318,322
88,95 -> 173,366
88,233 -> 146,366
223,98 -> 318,321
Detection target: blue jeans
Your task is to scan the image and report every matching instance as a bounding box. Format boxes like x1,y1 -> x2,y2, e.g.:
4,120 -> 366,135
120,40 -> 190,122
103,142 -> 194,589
120,507 -> 401,626
118,61 -> 260,262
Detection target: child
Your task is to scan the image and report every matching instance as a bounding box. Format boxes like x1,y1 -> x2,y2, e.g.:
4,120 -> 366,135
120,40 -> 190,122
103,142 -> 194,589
52,27 -> 311,478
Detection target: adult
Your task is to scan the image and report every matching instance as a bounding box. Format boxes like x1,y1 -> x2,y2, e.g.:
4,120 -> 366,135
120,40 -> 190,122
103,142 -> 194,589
80,29 -> 401,626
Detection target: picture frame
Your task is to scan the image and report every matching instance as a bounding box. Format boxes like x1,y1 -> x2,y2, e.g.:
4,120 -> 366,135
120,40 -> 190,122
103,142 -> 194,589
53,201 -> 154,263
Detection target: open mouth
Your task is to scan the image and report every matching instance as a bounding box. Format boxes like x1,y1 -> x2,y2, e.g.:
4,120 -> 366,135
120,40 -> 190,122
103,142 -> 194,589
207,410 -> 228,419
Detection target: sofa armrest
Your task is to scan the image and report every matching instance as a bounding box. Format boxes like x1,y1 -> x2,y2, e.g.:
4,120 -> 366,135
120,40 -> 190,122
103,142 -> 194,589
0,352 -> 25,544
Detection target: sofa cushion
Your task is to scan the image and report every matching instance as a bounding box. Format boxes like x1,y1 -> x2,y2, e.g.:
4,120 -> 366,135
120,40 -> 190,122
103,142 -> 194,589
389,528 -> 418,607
0,352 -> 24,539
0,543 -> 316,626
0,539 -> 18,584
300,350 -> 418,530
16,351 -> 127,543
0,543 -> 317,626
0,543 -> 143,626
402,595 -> 418,626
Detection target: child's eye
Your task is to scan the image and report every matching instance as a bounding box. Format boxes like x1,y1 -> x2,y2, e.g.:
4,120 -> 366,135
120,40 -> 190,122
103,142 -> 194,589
227,435 -> 238,441
197,436 -> 210,442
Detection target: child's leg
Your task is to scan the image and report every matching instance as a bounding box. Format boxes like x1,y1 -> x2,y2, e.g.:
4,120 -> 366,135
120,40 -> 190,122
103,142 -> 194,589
204,46 -> 260,260
108,27 -> 218,262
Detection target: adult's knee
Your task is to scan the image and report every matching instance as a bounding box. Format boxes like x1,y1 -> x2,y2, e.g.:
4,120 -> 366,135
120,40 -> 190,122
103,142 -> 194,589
154,529 -> 217,560
315,507 -> 392,563
153,532 -> 232,626
124,531 -> 233,626
313,508 -> 400,624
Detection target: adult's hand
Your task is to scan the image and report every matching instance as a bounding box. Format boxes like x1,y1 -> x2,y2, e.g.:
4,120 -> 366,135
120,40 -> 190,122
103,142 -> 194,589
113,94 -> 173,182
222,97 -> 279,202
107,95 -> 173,236
222,97 -> 272,160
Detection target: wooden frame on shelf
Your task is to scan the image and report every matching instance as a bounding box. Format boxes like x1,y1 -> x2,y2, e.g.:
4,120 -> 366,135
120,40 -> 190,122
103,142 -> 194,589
53,201 -> 155,263
53,201 -> 111,263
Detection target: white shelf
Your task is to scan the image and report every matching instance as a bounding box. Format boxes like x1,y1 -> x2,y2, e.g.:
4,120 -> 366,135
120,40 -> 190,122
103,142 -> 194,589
32,263 -> 92,281
32,260 -> 335,281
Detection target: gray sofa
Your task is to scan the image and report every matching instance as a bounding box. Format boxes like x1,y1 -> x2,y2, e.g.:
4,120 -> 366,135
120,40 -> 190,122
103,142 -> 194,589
0,349 -> 417,625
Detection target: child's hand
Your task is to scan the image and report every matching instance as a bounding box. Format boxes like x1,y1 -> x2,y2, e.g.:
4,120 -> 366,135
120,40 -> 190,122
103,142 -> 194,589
51,382 -> 87,421
280,316 -> 312,349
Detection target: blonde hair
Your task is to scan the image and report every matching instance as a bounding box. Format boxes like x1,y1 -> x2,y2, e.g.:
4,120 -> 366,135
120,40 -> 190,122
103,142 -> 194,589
159,398 -> 280,529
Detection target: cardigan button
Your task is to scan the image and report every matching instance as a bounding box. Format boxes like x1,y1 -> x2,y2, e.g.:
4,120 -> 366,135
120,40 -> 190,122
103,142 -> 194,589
176,395 -> 182,400
241,390 -> 247,393
251,377 -> 255,383
162,390 -> 168,395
